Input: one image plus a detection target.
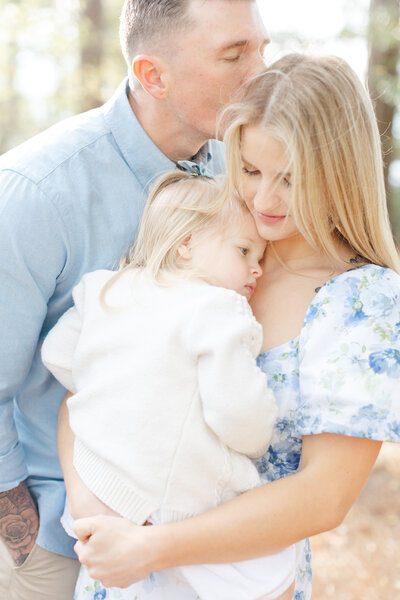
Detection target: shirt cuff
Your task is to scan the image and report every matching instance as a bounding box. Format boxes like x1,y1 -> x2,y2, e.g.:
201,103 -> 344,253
0,442 -> 29,491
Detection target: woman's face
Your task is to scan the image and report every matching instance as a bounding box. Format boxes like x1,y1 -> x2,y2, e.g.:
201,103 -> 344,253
240,125 -> 300,242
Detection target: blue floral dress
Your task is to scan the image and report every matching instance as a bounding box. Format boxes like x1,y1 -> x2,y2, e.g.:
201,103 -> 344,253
75,264 -> 400,600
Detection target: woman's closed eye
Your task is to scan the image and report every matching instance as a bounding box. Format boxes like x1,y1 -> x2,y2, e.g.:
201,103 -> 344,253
242,166 -> 260,176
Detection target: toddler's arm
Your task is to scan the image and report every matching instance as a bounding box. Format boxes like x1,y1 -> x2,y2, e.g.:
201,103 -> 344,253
58,394 -> 120,520
189,289 -> 277,458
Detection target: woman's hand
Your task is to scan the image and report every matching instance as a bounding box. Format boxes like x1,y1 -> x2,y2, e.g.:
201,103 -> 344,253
73,516 -> 163,587
73,433 -> 382,588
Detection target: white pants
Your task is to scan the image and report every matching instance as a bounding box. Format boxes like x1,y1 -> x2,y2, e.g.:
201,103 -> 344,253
63,506 -> 295,600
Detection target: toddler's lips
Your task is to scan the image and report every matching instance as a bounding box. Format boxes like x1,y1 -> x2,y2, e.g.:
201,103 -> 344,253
245,283 -> 256,296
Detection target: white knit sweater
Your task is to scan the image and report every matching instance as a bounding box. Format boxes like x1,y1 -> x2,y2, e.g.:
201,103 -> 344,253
42,269 -> 277,525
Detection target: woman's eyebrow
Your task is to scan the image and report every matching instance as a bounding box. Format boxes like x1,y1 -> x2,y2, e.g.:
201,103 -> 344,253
241,155 -> 257,168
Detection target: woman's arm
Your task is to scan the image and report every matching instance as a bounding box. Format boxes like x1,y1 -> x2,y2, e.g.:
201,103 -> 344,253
58,393 -> 120,520
73,432 -> 381,587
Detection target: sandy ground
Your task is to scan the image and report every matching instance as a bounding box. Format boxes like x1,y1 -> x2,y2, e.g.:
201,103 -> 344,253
310,443 -> 400,599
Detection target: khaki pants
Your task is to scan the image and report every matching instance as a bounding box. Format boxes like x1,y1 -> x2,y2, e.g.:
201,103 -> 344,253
0,539 -> 80,600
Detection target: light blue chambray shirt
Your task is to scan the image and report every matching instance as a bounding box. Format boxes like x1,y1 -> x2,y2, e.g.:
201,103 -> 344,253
0,79 -> 225,557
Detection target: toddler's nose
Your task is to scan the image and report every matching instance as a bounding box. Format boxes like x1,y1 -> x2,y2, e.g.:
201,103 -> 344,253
252,263 -> 263,278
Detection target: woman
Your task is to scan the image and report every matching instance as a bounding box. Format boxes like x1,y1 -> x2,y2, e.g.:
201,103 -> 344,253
71,53 -> 400,599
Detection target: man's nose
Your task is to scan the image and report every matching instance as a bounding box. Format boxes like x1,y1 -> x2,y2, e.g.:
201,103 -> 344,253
244,57 -> 266,88
253,51 -> 266,77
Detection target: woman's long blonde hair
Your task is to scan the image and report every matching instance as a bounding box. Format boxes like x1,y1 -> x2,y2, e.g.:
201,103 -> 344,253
224,53 -> 400,272
101,170 -> 244,303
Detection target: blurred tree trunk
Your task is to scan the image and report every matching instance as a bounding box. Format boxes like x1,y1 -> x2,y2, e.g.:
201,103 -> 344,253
0,40 -> 19,154
367,0 -> 400,191
79,0 -> 103,112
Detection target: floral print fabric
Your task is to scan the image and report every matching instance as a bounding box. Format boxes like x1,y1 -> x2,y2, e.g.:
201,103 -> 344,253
256,264 -> 400,598
75,265 -> 400,600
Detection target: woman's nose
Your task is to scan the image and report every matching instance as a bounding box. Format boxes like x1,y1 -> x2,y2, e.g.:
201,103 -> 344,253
253,185 -> 280,212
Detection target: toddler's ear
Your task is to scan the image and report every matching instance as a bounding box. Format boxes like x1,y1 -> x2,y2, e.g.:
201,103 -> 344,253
177,236 -> 192,260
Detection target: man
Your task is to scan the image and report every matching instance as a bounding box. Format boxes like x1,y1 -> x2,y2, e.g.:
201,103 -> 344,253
0,0 -> 267,598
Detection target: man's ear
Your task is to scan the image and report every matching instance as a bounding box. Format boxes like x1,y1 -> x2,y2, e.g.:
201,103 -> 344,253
132,54 -> 168,99
177,236 -> 192,260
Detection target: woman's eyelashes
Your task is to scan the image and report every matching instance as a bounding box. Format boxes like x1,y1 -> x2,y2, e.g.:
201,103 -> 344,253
242,165 -> 292,188
242,165 -> 260,176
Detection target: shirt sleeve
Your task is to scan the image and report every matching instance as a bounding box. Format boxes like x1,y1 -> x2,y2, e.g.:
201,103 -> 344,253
297,269 -> 400,442
0,170 -> 68,490
187,287 -> 277,458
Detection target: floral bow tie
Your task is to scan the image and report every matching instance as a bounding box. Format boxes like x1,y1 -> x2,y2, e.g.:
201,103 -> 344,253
176,160 -> 213,178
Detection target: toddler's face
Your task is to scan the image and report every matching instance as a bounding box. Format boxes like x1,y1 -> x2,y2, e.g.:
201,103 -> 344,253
188,211 -> 266,299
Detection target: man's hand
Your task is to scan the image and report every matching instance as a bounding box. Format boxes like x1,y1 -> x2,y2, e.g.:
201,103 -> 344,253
0,481 -> 39,566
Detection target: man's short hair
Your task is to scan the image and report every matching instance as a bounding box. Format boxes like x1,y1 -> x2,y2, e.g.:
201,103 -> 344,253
120,0 -> 193,70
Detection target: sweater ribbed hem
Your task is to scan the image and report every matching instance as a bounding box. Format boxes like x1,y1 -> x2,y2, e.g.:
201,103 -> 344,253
74,440 -> 158,524
73,440 -> 200,524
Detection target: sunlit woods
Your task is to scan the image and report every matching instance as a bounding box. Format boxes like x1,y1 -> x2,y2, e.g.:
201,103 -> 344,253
0,0 -> 399,240
368,0 -> 400,238
79,0 -> 104,111
0,0 -> 126,152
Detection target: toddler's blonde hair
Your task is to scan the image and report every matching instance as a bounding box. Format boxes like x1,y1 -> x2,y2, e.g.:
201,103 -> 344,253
101,170 -> 244,302
224,53 -> 400,272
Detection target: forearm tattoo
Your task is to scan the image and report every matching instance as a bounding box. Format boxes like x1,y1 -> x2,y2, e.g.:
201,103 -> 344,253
0,481 -> 39,566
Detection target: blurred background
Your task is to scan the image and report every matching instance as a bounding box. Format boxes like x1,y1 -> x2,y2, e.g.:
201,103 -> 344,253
0,1 -> 399,597
0,0 -> 399,240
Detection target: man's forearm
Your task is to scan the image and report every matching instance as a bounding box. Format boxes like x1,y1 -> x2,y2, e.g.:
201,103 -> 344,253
0,481 -> 39,566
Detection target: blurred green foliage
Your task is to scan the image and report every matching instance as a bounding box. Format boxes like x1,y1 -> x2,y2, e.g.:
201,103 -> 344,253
0,0 -> 399,241
367,0 -> 400,241
0,0 -> 126,152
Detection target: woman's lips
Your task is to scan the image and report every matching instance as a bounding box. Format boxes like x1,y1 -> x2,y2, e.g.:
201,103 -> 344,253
256,212 -> 285,225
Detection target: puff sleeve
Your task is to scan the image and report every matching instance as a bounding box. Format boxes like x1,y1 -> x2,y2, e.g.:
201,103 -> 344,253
296,267 -> 400,442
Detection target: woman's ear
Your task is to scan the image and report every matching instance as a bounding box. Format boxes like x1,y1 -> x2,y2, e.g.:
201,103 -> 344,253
177,236 -> 192,260
132,54 -> 168,99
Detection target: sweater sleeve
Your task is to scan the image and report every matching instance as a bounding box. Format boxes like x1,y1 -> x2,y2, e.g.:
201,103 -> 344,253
41,281 -> 85,393
187,287 -> 277,458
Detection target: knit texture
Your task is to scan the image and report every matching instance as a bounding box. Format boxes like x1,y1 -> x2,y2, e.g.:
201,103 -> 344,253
42,269 -> 277,524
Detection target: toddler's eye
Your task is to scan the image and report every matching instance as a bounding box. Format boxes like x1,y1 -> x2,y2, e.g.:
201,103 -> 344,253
239,247 -> 249,256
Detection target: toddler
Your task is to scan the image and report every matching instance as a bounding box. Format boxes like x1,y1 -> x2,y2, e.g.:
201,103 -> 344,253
42,171 -> 295,600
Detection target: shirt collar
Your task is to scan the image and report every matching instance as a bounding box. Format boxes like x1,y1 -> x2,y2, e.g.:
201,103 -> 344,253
102,79 -> 175,189
103,79 -> 215,184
